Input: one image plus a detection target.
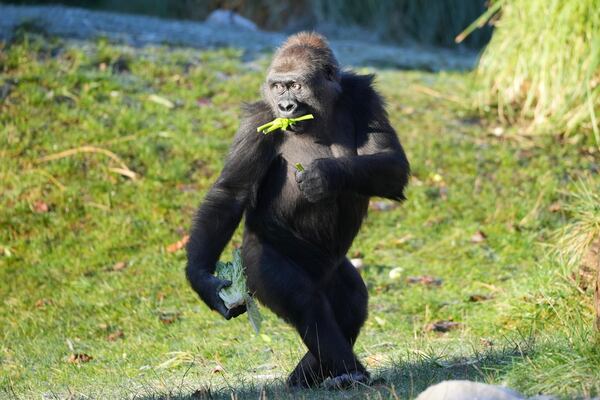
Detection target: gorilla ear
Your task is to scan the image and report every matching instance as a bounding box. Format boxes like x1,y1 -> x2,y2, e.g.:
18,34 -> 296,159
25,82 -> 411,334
324,65 -> 338,82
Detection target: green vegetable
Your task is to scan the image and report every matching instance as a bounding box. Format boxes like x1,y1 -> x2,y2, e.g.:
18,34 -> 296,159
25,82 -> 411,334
214,248 -> 262,333
294,163 -> 305,172
256,114 -> 314,134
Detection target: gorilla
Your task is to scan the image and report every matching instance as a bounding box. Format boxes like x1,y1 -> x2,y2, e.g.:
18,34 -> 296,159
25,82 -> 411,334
186,32 -> 410,388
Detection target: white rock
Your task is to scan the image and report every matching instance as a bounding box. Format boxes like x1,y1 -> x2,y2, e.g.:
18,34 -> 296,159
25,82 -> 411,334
205,9 -> 257,31
416,380 -> 525,400
350,258 -> 364,269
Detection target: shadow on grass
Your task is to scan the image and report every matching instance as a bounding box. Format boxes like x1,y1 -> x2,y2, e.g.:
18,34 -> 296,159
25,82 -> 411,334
137,341 -> 531,400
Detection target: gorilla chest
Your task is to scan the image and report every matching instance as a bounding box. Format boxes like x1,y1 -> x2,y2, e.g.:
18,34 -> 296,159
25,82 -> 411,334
272,133 -> 359,215
278,132 -> 355,170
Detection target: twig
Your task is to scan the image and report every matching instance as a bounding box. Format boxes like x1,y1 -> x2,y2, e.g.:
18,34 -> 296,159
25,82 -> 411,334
410,84 -> 464,105
36,145 -> 137,180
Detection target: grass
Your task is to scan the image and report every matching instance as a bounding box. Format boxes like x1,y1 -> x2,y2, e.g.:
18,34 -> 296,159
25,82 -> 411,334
1,33 -> 600,399
468,0 -> 600,143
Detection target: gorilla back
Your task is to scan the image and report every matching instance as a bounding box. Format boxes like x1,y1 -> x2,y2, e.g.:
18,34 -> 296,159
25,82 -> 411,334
186,32 -> 409,388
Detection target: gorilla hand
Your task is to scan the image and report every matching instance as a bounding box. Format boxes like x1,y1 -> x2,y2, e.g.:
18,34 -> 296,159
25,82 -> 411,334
194,274 -> 247,320
295,158 -> 340,203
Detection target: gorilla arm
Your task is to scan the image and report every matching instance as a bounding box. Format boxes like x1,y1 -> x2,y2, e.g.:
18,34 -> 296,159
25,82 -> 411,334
296,113 -> 409,204
296,131 -> 409,203
186,105 -> 278,319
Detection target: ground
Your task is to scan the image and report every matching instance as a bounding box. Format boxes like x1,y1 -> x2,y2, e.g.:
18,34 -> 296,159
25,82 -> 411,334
1,26 -> 599,400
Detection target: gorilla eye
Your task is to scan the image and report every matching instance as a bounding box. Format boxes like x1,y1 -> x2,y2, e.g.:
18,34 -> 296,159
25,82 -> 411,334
291,82 -> 301,91
272,83 -> 285,94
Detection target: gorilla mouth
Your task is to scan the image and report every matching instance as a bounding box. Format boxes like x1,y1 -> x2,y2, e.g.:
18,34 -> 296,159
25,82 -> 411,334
287,112 -> 314,133
287,120 -> 311,134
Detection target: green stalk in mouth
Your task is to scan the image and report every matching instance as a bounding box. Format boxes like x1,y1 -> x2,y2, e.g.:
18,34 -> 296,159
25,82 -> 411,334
256,114 -> 314,134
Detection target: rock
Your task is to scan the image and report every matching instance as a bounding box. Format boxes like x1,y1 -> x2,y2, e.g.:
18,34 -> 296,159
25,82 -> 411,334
206,9 -> 257,31
416,380 -> 525,400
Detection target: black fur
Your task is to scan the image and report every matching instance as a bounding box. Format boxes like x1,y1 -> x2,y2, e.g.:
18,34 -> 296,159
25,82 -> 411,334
186,33 -> 410,388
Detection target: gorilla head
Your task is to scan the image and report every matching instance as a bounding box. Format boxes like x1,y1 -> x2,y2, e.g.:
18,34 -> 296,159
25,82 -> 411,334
262,33 -> 342,131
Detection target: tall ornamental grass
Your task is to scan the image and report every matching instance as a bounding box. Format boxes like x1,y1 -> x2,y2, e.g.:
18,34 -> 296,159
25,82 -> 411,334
466,0 -> 600,142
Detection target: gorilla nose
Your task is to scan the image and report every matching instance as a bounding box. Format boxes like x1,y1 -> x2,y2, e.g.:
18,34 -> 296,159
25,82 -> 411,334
278,100 -> 297,114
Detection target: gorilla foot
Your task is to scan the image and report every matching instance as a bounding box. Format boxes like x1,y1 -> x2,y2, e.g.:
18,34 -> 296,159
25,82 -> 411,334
286,370 -> 325,390
323,370 -> 371,390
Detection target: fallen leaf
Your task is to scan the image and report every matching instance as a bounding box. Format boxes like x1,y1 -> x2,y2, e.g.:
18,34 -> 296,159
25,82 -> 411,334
68,353 -> 93,363
159,312 -> 181,325
425,320 -> 461,333
393,234 -> 414,246
470,230 -> 487,243
388,267 -> 403,280
374,316 -> 387,327
260,334 -> 272,343
431,173 -> 444,183
35,298 -> 53,308
148,94 -> 175,109
407,275 -> 442,287
491,126 -> 504,137
33,200 -> 49,213
351,250 -> 363,258
112,261 -> 127,271
364,354 -> 387,367
369,200 -> 396,211
167,235 -> 189,253
196,97 -> 212,107
212,364 -> 224,374
468,294 -> 493,302
350,258 -> 364,269
107,330 -> 124,342
1,246 -> 12,257
548,202 -> 562,212
438,185 -> 448,200
176,183 -> 199,193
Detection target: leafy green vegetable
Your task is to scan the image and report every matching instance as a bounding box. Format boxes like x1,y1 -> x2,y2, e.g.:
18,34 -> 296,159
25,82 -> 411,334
256,114 -> 314,134
215,248 -> 262,333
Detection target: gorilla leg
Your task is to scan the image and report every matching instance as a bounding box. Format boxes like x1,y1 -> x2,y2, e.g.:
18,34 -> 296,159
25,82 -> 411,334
325,258 -> 369,345
287,258 -> 369,387
243,237 -> 366,387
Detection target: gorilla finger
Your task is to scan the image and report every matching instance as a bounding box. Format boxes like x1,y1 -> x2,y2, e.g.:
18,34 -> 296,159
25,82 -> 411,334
228,304 -> 247,319
217,279 -> 232,291
215,303 -> 232,320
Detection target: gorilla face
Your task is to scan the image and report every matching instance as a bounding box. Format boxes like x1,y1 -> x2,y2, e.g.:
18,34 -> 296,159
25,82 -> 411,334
267,72 -> 312,119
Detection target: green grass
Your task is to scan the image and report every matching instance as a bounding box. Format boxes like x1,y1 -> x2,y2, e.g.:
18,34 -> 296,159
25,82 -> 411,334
1,34 -> 600,399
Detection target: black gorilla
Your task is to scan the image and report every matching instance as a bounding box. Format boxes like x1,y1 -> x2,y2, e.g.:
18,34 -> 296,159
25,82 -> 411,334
186,32 -> 410,388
